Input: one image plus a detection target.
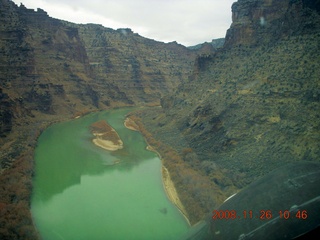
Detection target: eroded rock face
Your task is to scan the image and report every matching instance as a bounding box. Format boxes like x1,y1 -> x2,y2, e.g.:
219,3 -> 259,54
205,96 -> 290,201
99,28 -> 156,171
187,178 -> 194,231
75,24 -> 200,105
0,1 -> 211,238
137,0 -> 320,223
0,0 -> 208,165
0,0 -> 207,129
224,0 -> 320,47
0,89 -> 13,137
1,0 -> 319,237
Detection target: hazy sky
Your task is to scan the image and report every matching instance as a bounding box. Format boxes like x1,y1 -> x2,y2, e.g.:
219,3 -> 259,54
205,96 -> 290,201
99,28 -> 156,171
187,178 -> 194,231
12,0 -> 236,46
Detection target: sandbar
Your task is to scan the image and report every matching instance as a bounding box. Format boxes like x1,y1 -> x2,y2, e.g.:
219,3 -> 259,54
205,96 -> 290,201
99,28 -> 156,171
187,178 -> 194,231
92,137 -> 123,151
124,117 -> 140,131
90,120 -> 123,151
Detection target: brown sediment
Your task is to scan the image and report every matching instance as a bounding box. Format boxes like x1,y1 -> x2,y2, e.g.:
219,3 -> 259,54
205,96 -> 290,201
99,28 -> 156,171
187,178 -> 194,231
146,147 -> 192,225
123,116 -> 191,225
123,113 -> 229,225
146,145 -> 156,153
124,117 -> 140,131
162,166 -> 191,226
90,120 -> 123,151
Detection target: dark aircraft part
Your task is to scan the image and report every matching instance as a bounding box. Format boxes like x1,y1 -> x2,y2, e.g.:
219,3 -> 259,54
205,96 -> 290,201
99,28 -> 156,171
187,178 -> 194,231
209,162 -> 320,240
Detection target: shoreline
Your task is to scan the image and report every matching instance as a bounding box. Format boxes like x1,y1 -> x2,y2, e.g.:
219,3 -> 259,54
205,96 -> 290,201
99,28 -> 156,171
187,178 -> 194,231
124,116 -> 191,226
90,120 -> 123,151
161,165 -> 191,226
92,137 -> 123,151
124,117 -> 140,131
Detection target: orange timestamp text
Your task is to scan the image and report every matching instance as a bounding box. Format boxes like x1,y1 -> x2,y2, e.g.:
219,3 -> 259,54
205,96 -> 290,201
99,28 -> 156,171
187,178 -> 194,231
212,209 -> 308,220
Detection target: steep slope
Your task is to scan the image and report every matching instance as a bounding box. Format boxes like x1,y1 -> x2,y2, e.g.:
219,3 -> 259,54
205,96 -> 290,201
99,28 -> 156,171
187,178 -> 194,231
0,0 -> 206,170
225,0 -> 320,47
135,0 -> 320,223
0,0 -> 211,238
76,24 -> 198,105
2,0 -> 319,238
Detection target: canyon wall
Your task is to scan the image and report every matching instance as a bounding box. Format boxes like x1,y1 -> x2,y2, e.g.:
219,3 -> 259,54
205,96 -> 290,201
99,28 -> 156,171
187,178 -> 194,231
0,0 -> 210,238
225,0 -> 320,47
136,0 -> 320,224
1,0 -> 319,238
0,0 -> 207,170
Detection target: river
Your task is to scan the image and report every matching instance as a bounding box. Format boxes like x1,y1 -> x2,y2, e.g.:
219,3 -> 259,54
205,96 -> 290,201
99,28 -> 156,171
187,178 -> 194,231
31,108 -> 190,240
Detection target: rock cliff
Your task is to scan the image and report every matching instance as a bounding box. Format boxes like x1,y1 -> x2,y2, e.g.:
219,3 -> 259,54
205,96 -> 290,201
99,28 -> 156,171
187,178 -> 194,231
1,0 -> 320,238
225,0 -> 320,47
0,0 -> 205,167
0,0 -> 211,238
1,1 -> 200,120
75,24 -> 198,105
135,0 -> 320,224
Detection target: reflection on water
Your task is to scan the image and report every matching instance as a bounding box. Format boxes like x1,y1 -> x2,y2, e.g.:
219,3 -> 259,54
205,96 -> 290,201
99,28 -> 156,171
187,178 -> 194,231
32,108 -> 189,239
33,108 -> 157,202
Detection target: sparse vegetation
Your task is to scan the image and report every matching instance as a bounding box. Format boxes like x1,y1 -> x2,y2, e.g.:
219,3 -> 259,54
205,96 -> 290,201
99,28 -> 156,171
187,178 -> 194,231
0,154 -> 39,239
1,0 -> 320,238
127,114 -> 229,224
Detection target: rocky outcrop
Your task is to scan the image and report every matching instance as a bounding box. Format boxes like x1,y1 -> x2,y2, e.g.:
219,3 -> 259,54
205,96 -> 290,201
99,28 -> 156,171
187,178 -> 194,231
136,0 -> 320,223
211,38 -> 225,48
2,0 -> 319,237
188,38 -> 224,51
225,0 -> 320,47
75,25 -> 199,105
0,0 -> 206,136
0,0 -> 207,160
0,89 -> 13,138
164,0 -> 320,183
0,0 -> 212,238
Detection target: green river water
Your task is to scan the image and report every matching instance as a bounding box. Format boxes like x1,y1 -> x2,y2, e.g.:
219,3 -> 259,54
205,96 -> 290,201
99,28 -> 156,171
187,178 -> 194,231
31,108 -> 190,240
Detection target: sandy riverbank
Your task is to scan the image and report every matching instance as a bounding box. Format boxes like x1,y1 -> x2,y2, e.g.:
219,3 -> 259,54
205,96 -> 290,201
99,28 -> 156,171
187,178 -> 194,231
90,120 -> 123,151
124,117 -> 140,131
124,116 -> 191,225
162,166 -> 191,226
92,133 -> 123,151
